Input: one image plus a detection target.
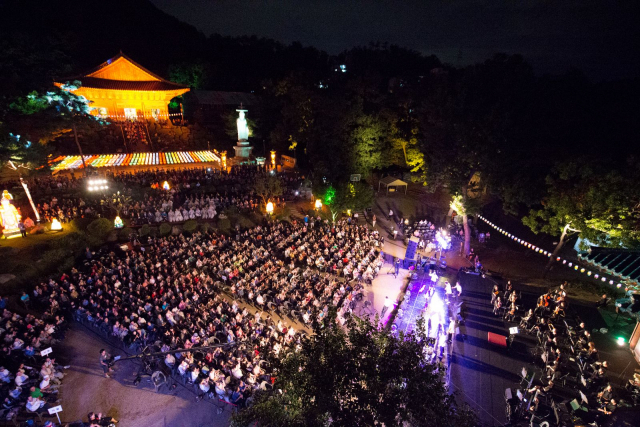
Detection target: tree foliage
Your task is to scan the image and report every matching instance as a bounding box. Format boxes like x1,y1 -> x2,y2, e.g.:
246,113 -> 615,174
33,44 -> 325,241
232,313 -> 476,427
523,161 -> 640,250
321,182 -> 375,222
252,174 -> 284,206
167,62 -> 209,89
8,84 -> 103,144
0,129 -> 48,168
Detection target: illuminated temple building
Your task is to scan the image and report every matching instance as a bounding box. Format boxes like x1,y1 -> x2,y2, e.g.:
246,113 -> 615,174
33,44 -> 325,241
55,53 -> 189,120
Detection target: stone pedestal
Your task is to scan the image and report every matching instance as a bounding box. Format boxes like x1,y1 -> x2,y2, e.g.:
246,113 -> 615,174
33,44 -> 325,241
234,140 -> 253,158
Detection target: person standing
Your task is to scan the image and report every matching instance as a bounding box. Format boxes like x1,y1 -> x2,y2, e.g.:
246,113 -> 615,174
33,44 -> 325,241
99,349 -> 114,378
393,229 -> 398,240
447,319 -> 457,343
381,296 -> 392,317
372,214 -> 376,228
394,258 -> 401,277
444,281 -> 452,303
18,221 -> 26,238
453,281 -> 462,298
388,209 -> 393,221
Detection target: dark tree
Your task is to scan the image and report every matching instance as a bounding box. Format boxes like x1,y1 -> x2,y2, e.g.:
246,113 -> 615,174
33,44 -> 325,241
231,313 -> 476,427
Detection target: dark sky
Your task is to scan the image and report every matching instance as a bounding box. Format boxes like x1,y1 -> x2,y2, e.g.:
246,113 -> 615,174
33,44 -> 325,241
150,0 -> 638,81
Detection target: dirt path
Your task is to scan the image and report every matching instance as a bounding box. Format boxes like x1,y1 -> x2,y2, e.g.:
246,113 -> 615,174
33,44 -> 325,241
57,324 -> 231,427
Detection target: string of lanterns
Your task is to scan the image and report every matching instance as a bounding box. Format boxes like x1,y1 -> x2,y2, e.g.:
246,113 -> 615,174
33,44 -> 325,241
96,112 -> 184,120
51,151 -> 221,170
476,215 -> 624,288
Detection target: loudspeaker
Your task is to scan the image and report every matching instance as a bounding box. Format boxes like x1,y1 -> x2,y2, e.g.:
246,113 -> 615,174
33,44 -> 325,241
405,236 -> 419,260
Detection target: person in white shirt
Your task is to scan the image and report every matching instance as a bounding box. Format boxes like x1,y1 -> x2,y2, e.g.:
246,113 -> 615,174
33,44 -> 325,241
178,360 -> 189,376
39,375 -> 52,391
232,363 -> 243,379
215,379 -> 227,398
14,370 -> 28,387
190,367 -> 200,383
0,366 -> 11,383
26,396 -> 45,412
199,378 -> 210,394
447,319 -> 457,343
165,353 -> 175,369
381,296 -> 393,317
453,282 -> 462,298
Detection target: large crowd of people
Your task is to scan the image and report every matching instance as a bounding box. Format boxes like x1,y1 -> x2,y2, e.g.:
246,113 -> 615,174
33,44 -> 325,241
27,217 -> 382,410
0,302 -> 69,422
19,166 -> 303,227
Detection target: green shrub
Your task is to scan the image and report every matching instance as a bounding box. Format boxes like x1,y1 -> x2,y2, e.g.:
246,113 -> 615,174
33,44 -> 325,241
217,217 -> 231,233
224,206 -> 239,216
159,223 -> 172,236
183,220 -> 198,233
0,246 -> 18,257
118,227 -> 133,241
86,218 -> 113,240
73,217 -> 95,231
276,205 -> 293,221
39,248 -> 69,271
200,222 -> 211,233
52,232 -> 86,252
84,234 -> 103,248
139,224 -> 151,237
57,256 -> 75,274
149,226 -> 159,237
236,214 -> 255,229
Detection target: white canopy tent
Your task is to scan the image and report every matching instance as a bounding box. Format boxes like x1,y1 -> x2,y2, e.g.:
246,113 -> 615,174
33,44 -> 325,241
378,176 -> 408,194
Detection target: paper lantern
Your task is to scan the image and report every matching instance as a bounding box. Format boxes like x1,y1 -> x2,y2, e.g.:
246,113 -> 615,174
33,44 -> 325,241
50,218 -> 62,231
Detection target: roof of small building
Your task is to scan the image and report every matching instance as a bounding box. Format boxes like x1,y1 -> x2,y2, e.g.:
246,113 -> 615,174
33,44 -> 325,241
379,176 -> 408,186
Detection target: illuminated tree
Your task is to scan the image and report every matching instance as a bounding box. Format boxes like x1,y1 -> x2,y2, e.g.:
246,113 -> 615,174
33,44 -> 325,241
9,85 -> 104,169
167,62 -> 209,89
231,312 -> 476,427
0,128 -> 47,169
321,182 -> 374,222
253,175 -> 284,206
523,161 -> 640,274
352,114 -> 392,175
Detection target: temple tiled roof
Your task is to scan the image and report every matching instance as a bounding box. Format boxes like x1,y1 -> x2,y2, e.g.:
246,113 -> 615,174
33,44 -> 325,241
68,77 -> 187,91
55,52 -> 188,92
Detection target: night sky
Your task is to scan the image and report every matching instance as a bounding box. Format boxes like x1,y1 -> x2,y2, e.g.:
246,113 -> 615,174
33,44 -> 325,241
150,0 -> 638,81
